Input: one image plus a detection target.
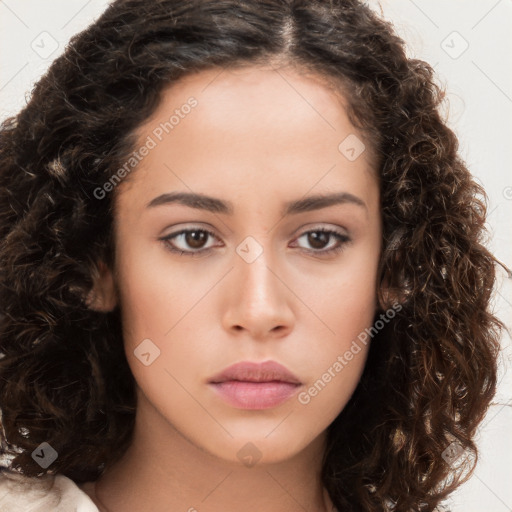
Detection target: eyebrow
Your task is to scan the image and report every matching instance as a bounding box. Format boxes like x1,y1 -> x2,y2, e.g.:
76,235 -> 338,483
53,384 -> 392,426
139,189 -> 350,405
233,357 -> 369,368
145,191 -> 367,216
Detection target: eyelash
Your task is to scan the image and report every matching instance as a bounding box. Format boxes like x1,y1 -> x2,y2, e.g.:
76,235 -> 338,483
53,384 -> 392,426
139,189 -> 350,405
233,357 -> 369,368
159,226 -> 351,257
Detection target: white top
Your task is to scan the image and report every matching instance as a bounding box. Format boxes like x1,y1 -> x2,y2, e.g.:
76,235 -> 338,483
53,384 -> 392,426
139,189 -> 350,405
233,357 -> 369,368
0,470 -> 99,512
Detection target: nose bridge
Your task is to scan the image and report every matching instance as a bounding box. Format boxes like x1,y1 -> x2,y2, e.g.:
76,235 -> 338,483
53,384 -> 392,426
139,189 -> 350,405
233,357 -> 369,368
225,234 -> 293,336
237,236 -> 280,309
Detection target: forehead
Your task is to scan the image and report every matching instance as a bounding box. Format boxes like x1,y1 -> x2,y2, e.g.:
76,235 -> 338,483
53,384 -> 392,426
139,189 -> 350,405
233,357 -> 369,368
164,64 -> 345,117
115,64 -> 378,213
136,63 -> 370,153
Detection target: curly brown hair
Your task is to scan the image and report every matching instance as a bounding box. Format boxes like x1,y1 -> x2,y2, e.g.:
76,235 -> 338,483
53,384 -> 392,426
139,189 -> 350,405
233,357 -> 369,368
0,0 -> 506,510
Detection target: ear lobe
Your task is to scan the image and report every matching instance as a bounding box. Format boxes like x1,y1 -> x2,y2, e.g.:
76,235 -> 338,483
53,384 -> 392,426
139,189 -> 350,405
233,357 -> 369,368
378,277 -> 409,311
378,287 -> 399,311
85,260 -> 118,312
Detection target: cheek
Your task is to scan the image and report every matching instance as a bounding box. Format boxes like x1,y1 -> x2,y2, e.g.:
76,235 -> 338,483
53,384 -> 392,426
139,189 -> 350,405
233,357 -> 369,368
291,246 -> 379,340
113,241 -> 217,395
289,247 -> 378,417
296,346 -> 369,426
294,278 -> 374,422
114,240 -> 193,341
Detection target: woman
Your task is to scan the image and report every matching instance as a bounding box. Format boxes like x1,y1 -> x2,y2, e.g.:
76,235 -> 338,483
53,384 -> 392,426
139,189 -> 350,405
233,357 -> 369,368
0,0 -> 505,511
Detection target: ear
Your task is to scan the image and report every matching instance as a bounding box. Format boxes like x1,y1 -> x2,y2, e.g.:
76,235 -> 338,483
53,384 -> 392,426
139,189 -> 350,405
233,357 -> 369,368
85,260 -> 118,312
377,275 -> 408,312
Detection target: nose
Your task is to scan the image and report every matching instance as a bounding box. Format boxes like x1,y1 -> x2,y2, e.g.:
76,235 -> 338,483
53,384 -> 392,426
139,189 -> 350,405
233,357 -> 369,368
222,243 -> 295,339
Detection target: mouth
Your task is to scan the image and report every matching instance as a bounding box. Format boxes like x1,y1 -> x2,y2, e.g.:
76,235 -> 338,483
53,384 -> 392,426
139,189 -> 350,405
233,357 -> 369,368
207,360 -> 302,410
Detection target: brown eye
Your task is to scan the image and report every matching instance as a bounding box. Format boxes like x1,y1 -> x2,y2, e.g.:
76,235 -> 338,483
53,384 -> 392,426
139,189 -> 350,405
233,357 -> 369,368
294,228 -> 351,256
184,230 -> 209,249
160,228 -> 218,255
306,231 -> 330,250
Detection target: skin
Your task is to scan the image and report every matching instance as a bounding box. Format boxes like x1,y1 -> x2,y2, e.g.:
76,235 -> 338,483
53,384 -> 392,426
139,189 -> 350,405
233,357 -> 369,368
80,63 -> 382,512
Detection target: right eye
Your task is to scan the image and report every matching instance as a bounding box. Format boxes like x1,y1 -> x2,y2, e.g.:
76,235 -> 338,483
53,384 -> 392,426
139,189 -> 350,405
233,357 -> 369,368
159,227 -> 220,256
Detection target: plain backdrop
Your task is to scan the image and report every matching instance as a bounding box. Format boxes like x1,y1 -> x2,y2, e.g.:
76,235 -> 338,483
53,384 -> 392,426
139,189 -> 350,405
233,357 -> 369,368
0,1 -> 511,511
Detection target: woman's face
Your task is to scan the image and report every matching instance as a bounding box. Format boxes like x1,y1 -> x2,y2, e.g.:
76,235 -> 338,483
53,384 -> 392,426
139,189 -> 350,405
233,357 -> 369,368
101,64 -> 382,465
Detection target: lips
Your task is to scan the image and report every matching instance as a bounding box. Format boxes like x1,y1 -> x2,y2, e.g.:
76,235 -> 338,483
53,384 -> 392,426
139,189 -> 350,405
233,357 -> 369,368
208,360 -> 302,409
208,360 -> 302,385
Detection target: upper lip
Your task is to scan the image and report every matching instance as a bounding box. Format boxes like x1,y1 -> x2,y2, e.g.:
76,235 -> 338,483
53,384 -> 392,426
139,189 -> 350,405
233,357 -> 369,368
208,360 -> 302,385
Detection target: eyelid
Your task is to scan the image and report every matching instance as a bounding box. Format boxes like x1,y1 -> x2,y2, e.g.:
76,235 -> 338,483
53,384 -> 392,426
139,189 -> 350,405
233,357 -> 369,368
294,223 -> 349,237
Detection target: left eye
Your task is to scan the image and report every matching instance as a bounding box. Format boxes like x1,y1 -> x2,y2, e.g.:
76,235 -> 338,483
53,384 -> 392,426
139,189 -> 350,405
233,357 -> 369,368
160,227 -> 350,256
293,228 -> 351,255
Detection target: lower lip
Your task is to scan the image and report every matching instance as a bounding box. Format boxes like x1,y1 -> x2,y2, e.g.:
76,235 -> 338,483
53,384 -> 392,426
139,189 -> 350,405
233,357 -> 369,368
209,381 -> 301,409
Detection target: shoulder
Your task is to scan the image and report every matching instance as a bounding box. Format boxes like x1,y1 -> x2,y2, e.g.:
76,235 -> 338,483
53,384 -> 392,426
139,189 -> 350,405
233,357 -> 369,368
0,469 -> 99,512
